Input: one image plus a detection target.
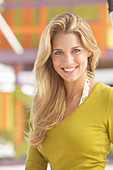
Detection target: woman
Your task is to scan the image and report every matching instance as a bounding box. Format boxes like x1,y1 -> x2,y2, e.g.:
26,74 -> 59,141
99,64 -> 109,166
25,12 -> 113,170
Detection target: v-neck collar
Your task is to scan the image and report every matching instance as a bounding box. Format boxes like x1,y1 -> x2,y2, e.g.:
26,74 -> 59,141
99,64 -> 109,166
48,81 -> 102,132
79,76 -> 90,105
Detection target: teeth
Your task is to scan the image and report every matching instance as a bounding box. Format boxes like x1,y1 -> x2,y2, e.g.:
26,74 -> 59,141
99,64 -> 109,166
64,68 -> 75,72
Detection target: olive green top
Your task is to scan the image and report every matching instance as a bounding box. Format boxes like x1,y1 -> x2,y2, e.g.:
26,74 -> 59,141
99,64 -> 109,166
25,82 -> 113,170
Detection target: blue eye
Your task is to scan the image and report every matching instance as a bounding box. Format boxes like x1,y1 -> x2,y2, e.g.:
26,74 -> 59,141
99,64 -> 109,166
54,51 -> 63,55
73,49 -> 80,53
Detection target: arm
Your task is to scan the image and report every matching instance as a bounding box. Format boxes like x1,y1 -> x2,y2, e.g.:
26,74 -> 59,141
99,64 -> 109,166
25,145 -> 48,170
25,115 -> 48,170
106,87 -> 113,144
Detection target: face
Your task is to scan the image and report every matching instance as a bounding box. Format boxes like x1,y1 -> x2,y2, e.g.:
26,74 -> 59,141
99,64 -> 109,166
51,33 -> 92,83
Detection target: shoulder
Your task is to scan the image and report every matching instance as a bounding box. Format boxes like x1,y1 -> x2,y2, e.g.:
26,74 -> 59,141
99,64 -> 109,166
89,79 -> 113,103
105,85 -> 113,143
90,78 -> 112,93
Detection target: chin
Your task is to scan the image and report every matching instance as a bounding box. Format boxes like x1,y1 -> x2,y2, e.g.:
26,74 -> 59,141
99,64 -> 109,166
63,77 -> 78,83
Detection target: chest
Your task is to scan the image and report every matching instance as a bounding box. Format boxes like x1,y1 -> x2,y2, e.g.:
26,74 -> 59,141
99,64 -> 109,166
39,105 -> 110,163
63,96 -> 81,120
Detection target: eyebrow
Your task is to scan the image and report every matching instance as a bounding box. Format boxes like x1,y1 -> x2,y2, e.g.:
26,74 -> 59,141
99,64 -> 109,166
52,49 -> 62,52
71,46 -> 82,49
52,46 -> 82,52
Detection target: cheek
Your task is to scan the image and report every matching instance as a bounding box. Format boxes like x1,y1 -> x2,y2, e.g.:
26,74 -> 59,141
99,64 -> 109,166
52,57 -> 60,67
51,58 -> 58,73
51,59 -> 61,75
76,56 -> 88,67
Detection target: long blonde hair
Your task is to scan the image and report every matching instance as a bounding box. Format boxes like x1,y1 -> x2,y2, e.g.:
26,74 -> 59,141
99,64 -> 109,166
27,12 -> 101,147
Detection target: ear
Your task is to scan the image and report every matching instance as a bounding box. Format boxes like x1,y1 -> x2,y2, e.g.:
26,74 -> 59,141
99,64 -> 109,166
87,51 -> 92,58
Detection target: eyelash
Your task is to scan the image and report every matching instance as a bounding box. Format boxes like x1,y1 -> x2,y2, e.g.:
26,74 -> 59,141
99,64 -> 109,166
54,49 -> 80,55
54,51 -> 63,55
72,49 -> 80,53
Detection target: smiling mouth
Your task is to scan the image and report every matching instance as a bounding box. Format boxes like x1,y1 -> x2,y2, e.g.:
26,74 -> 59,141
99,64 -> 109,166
62,66 -> 78,73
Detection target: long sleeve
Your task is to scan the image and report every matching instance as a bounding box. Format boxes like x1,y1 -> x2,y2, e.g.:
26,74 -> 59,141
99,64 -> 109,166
106,87 -> 113,144
25,114 -> 48,170
25,145 -> 48,170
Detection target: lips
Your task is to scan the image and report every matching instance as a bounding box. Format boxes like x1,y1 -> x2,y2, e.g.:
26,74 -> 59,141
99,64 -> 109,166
62,66 -> 78,73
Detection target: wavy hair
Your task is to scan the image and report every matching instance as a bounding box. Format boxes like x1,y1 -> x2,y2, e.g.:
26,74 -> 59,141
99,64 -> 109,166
27,12 -> 101,147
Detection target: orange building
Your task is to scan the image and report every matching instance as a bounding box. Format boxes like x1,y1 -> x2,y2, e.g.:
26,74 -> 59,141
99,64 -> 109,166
0,0 -> 113,157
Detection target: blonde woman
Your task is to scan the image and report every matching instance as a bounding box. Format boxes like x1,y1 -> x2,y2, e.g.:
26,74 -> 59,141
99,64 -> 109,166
25,12 -> 113,170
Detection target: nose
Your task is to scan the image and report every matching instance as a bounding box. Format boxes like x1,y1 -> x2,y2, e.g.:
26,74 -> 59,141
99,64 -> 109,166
63,53 -> 74,65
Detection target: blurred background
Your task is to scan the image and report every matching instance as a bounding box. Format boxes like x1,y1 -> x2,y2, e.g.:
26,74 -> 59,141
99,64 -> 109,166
0,0 -> 113,169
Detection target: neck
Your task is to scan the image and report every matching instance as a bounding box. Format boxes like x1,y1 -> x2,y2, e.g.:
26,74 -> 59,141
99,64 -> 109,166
64,74 -> 87,100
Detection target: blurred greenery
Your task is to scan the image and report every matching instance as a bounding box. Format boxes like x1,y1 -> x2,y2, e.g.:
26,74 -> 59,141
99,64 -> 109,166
0,87 -> 32,158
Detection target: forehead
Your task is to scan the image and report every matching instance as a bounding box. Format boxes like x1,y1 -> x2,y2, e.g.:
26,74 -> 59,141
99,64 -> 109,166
52,33 -> 82,49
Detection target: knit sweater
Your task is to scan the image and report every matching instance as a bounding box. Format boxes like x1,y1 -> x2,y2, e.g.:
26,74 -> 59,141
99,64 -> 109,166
25,82 -> 113,170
